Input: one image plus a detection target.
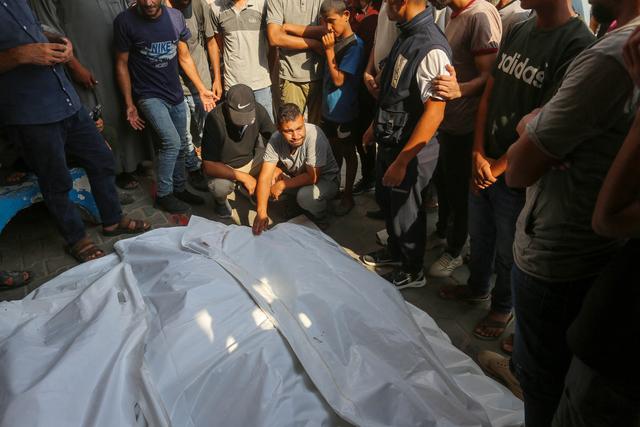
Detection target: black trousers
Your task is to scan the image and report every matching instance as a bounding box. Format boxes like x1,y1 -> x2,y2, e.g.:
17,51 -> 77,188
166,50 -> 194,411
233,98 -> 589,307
7,108 -> 121,246
375,145 -> 436,273
433,131 -> 473,257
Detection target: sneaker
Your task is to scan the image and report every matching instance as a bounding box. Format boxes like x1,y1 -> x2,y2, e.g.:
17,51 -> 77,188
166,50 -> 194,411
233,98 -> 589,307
214,199 -> 233,218
360,248 -> 401,267
365,209 -> 385,220
156,194 -> 191,214
352,179 -> 375,195
425,231 -> 446,251
382,269 -> 426,290
188,170 -> 209,191
174,189 -> 204,205
428,252 -> 463,277
477,351 -> 523,400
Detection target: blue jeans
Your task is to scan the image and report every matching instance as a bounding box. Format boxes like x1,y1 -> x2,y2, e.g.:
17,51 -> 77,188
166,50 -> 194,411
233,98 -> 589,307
7,108 -> 122,245
184,94 -> 205,172
467,177 -> 525,314
137,98 -> 188,197
510,266 -> 594,427
253,86 -> 274,122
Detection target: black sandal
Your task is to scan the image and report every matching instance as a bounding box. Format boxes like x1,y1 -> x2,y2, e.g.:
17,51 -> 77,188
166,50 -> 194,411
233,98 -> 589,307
0,270 -> 32,290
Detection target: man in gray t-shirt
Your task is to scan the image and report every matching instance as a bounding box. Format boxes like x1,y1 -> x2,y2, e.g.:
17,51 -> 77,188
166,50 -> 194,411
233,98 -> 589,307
253,103 -> 339,234
266,0 -> 324,124
504,15 -> 640,426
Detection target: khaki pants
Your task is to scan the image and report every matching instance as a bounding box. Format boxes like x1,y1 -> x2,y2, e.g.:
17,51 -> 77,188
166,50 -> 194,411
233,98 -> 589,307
280,79 -> 322,125
208,149 -> 263,203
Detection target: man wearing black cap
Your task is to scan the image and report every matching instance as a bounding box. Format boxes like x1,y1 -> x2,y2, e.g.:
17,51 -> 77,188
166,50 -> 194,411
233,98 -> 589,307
201,84 -> 276,217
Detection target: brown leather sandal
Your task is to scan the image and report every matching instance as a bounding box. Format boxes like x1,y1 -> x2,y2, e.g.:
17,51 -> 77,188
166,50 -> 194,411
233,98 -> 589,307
67,239 -> 105,263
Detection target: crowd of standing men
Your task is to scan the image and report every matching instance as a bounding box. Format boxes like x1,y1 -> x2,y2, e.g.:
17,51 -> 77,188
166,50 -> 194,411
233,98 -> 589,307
1,0 -> 640,425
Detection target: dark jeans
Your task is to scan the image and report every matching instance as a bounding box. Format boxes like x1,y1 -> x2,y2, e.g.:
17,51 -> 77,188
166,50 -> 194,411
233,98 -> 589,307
552,357 -> 640,427
433,131 -> 473,257
510,266 -> 594,427
376,144 -> 438,273
7,108 -> 122,246
467,177 -> 525,314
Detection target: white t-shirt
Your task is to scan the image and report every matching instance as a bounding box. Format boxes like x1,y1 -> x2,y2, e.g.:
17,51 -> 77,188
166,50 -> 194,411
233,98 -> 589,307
416,49 -> 451,102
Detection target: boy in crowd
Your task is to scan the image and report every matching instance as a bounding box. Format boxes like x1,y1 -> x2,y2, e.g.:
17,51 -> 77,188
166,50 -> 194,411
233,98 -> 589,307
426,0 -> 502,278
252,104 -> 340,234
201,84 -> 276,218
360,0 -> 450,289
319,0 -> 365,215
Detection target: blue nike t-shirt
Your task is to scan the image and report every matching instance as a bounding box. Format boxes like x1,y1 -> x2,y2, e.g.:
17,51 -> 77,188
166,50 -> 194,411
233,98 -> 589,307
322,34 -> 364,123
114,6 -> 191,105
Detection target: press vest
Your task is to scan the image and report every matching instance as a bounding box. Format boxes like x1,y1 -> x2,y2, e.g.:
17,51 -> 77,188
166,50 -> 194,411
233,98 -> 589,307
374,8 -> 452,147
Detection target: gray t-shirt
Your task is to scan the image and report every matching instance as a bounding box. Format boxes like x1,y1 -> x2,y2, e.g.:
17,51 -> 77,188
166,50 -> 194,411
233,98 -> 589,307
179,0 -> 215,96
213,0 -> 272,90
266,0 -> 322,82
263,123 -> 339,182
513,20 -> 640,282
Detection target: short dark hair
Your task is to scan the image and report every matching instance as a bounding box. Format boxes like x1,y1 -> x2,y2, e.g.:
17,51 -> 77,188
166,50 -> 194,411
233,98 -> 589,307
320,0 -> 347,16
277,103 -> 303,126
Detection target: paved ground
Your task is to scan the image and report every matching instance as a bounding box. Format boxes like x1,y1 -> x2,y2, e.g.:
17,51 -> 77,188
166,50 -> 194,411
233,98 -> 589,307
0,176 -> 512,361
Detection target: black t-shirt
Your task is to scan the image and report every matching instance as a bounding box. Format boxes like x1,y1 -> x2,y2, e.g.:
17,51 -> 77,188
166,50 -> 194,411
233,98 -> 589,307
567,239 -> 640,383
484,16 -> 594,159
201,102 -> 276,168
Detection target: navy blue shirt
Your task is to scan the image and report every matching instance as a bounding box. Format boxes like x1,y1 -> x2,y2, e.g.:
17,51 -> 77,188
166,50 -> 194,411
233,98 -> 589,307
114,6 -> 191,106
0,0 -> 81,126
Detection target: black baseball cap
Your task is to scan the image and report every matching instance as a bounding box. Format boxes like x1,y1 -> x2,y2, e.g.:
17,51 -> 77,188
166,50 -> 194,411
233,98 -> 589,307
226,84 -> 256,126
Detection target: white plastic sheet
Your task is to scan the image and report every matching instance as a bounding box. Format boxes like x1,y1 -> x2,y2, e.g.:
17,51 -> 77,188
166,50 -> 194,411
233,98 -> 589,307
0,217 -> 523,426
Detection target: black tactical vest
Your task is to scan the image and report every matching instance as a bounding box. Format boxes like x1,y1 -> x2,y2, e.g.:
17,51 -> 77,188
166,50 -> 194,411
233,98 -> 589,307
374,8 -> 452,147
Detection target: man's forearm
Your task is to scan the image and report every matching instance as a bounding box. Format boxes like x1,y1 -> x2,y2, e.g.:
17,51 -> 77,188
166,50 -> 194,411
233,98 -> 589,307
281,172 -> 315,189
202,161 -> 251,182
396,101 -> 445,165
256,169 -> 274,214
364,46 -> 376,77
115,60 -> 135,107
115,61 -> 133,106
179,54 -> 207,93
207,37 -> 222,87
325,49 -> 345,87
267,24 -> 321,51
459,73 -> 491,98
473,78 -> 493,156
282,23 -> 325,38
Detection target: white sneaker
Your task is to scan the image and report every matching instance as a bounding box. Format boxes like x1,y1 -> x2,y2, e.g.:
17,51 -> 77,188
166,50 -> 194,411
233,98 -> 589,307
428,252 -> 463,277
425,232 -> 446,251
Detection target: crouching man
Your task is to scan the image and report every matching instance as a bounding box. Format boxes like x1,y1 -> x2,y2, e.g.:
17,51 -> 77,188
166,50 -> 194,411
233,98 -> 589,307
201,84 -> 276,217
252,103 -> 340,235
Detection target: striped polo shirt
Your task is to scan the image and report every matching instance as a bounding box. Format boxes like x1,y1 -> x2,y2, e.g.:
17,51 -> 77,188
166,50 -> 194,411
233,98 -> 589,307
212,0 -> 272,90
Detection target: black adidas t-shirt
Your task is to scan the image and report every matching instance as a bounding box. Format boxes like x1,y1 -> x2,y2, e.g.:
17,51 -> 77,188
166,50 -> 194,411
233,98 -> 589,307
201,102 -> 276,168
484,16 -> 594,159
